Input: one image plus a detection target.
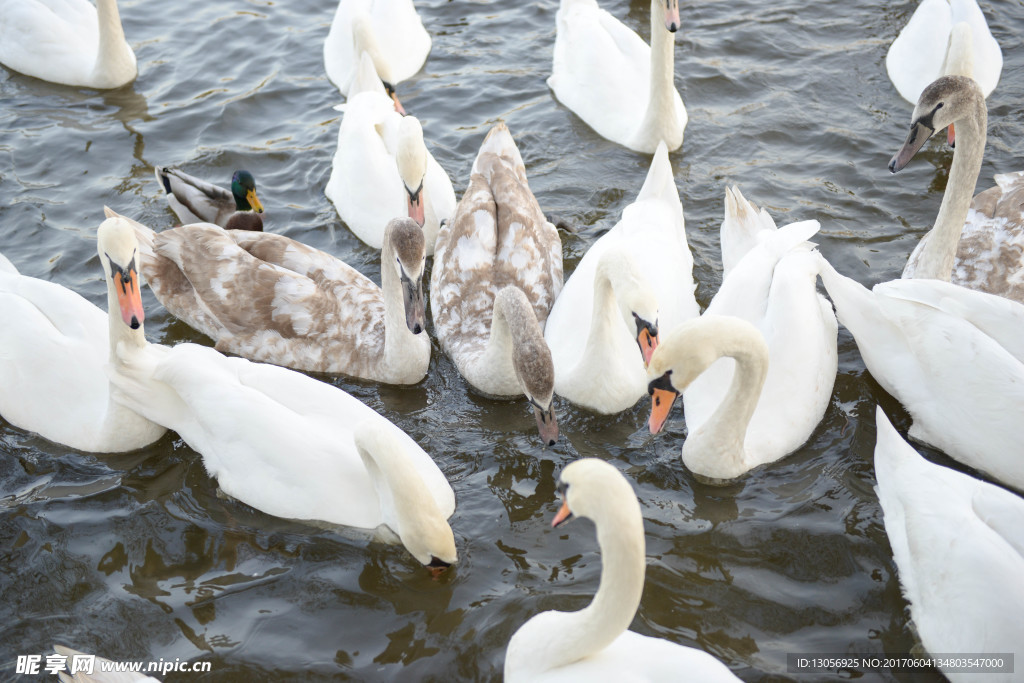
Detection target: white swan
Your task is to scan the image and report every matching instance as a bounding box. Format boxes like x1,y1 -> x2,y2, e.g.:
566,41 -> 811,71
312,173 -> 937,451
0,217 -> 166,452
819,260 -> 1024,492
873,407 -> 1024,682
431,123 -> 563,445
0,0 -> 136,89
53,645 -> 159,682
886,0 -> 1001,105
154,168 -> 264,232
893,76 -> 1024,304
544,143 -> 698,413
505,458 -> 740,681
548,0 -> 687,153
719,186 -> 778,277
647,215 -> 838,480
116,208 -> 431,385
323,0 -> 430,105
326,53 -> 455,255
99,216 -> 455,567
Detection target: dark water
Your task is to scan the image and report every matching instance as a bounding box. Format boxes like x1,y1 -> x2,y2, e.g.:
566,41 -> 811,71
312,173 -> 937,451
1,0 -> 1022,680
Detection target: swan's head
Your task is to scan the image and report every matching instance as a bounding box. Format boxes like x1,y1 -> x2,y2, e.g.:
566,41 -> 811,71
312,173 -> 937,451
646,316 -> 767,433
889,75 -> 984,172
597,249 -> 660,367
397,116 -> 429,227
97,215 -> 145,331
552,458 -> 639,531
497,287 -> 559,446
230,170 -> 263,214
354,424 -> 457,572
384,218 -> 427,335
662,0 -> 681,33
352,12 -> 405,114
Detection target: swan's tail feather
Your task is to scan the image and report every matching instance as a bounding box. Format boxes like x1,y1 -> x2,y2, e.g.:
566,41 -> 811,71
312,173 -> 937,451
349,51 -> 385,97
816,254 -> 878,331
635,142 -> 679,204
471,122 -> 525,179
0,252 -> 19,275
760,219 -> 820,259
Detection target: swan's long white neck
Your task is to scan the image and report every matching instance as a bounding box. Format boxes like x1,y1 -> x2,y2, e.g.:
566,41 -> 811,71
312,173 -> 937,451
563,257 -> 644,392
535,501 -> 645,670
637,0 -> 681,149
682,327 -> 768,478
355,428 -> 455,565
92,0 -> 135,88
904,94 -> 987,281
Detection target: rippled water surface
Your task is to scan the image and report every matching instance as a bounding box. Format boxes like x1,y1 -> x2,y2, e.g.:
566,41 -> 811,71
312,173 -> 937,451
2,0 -> 1022,680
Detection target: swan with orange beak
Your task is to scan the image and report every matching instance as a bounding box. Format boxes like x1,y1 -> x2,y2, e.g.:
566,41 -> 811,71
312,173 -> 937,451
0,214 -> 166,452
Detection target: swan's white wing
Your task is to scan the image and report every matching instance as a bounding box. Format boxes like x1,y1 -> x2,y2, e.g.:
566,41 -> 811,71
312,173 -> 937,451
876,277 -> 1024,362
870,284 -> 1024,489
548,0 -> 652,147
326,91 -> 407,249
949,0 -> 1002,96
886,0 -> 953,104
0,272 -> 110,448
874,408 -> 1024,670
0,0 -> 97,85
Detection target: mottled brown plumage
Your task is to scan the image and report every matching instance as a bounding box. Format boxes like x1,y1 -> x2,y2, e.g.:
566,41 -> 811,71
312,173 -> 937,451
430,122 -> 562,444
111,208 -> 429,384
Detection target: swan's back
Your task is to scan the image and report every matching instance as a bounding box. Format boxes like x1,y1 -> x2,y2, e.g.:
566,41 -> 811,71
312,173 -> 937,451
432,124 -> 562,364
954,170 -> 1024,304
0,268 -> 110,449
886,0 -> 1002,103
874,408 -> 1024,678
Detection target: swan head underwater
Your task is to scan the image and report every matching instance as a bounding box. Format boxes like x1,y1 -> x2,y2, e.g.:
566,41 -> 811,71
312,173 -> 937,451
354,425 -> 457,573
889,75 -> 985,172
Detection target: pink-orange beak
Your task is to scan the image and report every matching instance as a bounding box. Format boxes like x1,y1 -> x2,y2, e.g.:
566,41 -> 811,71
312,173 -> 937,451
638,327 -> 659,368
947,123 -> 956,147
551,499 -> 573,527
407,187 -> 426,227
114,267 -> 145,329
648,387 -> 679,434
664,1 -> 680,32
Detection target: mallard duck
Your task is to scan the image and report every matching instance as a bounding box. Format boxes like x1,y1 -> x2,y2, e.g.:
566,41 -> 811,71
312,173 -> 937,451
154,167 -> 264,231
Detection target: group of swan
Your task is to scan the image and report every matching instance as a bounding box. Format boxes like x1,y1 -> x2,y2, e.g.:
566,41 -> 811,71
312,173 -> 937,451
4,0 -> 1023,677
0,214 -> 456,569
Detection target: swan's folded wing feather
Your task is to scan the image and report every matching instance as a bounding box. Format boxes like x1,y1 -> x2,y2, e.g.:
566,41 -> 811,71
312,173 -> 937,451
885,0 -> 952,103
949,0 -> 1003,96
876,278 -> 1024,363
548,0 -> 650,145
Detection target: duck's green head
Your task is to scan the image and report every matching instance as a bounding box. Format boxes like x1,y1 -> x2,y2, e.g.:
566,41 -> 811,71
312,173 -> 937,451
231,170 -> 263,213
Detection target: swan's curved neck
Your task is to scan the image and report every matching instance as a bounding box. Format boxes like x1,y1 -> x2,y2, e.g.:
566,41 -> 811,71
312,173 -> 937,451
906,97 -> 987,280
564,265 -> 634,387
536,505 -> 645,670
684,342 -> 767,475
93,0 -> 134,87
638,0 -> 680,145
475,289 -> 537,393
379,239 -> 423,370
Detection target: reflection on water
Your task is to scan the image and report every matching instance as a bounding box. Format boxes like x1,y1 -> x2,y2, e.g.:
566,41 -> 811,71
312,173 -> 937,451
1,0 -> 1021,680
